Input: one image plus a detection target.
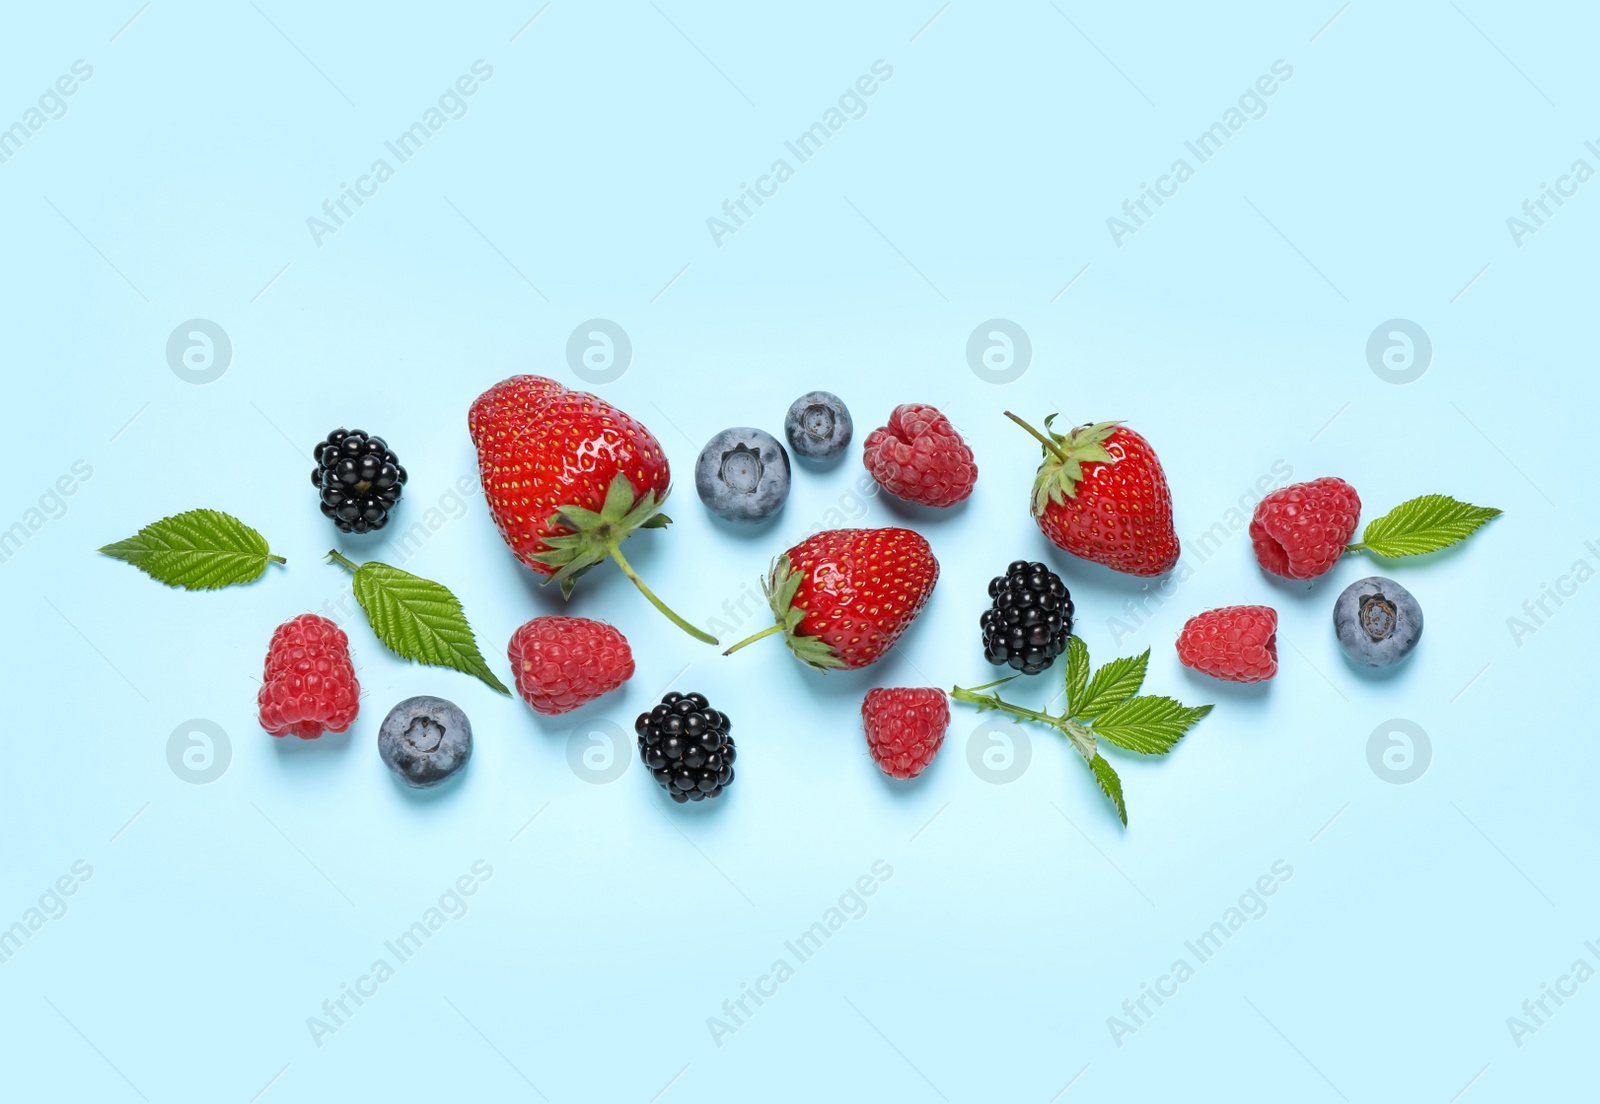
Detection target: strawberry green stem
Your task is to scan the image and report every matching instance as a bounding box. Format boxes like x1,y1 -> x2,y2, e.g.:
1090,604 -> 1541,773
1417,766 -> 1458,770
325,549 -> 359,572
1003,411 -> 1069,462
722,623 -> 783,656
606,541 -> 719,645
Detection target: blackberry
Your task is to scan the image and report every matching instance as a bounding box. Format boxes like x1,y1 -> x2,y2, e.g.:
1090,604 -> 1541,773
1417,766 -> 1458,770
981,560 -> 1073,674
311,428 -> 407,534
635,691 -> 735,802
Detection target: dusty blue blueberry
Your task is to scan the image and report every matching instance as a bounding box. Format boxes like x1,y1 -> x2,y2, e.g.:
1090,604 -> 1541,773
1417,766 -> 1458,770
378,696 -> 472,788
1334,577 -> 1423,667
694,428 -> 790,521
784,391 -> 852,462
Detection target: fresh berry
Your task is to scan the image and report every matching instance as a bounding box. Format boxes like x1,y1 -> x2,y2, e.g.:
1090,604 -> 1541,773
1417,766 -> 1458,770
311,429 -> 407,534
861,688 -> 949,779
784,390 -> 853,462
468,375 -> 714,643
694,427 -> 791,521
377,696 -> 472,787
635,691 -> 735,802
1176,606 -> 1279,683
1250,477 -> 1362,580
508,616 -> 635,716
862,403 -> 978,507
982,560 -> 1074,674
724,527 -> 939,670
257,614 -> 361,738
1006,413 -> 1179,576
1333,576 -> 1422,667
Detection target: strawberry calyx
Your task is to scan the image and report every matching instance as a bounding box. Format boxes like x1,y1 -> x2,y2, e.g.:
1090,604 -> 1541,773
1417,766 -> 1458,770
1004,411 -> 1123,516
721,554 -> 847,670
531,472 -> 716,645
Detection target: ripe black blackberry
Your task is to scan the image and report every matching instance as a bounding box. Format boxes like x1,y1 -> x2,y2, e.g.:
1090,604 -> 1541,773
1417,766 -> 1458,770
981,560 -> 1074,674
312,429 -> 407,534
635,691 -> 735,802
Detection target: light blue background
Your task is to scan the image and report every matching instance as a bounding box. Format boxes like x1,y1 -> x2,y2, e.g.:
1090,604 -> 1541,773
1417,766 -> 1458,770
1,2 -> 1593,1100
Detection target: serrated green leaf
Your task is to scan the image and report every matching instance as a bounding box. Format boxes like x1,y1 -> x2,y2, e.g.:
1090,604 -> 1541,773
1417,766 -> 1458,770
1088,754 -> 1127,826
1076,648 -> 1149,717
1063,719 -> 1097,763
1064,635 -> 1090,715
1357,494 -> 1501,558
98,509 -> 283,590
1091,695 -> 1212,755
346,560 -> 510,694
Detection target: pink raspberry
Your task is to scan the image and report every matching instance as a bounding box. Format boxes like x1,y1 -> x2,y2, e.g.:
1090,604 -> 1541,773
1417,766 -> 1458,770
1250,477 -> 1362,580
509,616 -> 635,715
861,687 -> 950,778
862,404 -> 977,507
1176,606 -> 1278,683
257,614 -> 361,739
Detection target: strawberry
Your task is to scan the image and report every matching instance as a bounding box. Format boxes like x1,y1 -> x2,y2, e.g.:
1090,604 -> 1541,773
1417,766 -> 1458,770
723,527 -> 939,670
1005,412 -> 1179,577
469,375 -> 714,643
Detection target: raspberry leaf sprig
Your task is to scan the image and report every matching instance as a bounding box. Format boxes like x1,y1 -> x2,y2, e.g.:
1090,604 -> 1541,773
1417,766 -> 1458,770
326,551 -> 509,695
952,637 -> 1212,826
99,509 -> 285,589
1346,494 -> 1501,559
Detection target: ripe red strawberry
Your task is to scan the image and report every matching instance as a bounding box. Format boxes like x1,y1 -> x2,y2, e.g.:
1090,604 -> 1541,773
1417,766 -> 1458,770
468,375 -> 714,643
257,614 -> 361,739
1250,477 -> 1361,580
1006,413 -> 1179,577
862,403 -> 978,507
1176,605 -> 1278,683
862,687 -> 950,778
508,616 -> 635,715
723,527 -> 939,670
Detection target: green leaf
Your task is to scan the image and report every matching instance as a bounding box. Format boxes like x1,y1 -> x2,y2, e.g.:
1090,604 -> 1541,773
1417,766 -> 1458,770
1091,695 -> 1213,756
1062,719 -> 1097,764
340,557 -> 510,695
1357,494 -> 1501,558
99,509 -> 284,590
1063,635 -> 1090,715
1076,648 -> 1150,718
1088,755 -> 1127,826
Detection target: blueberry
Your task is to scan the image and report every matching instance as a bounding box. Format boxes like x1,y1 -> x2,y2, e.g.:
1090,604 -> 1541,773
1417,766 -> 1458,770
784,391 -> 852,462
377,696 -> 472,788
694,428 -> 790,521
1333,576 -> 1423,667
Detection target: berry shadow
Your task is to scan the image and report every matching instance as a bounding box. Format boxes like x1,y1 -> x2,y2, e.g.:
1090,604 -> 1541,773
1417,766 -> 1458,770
1337,650 -> 1423,685
877,494 -> 970,525
1176,666 -> 1273,706
387,764 -> 474,807
703,504 -> 786,541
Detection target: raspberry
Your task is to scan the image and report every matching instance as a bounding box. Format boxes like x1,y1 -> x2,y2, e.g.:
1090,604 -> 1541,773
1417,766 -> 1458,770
861,688 -> 950,779
257,614 -> 361,739
1250,477 -> 1361,580
635,691 -> 735,801
508,616 -> 635,715
862,404 -> 978,508
1176,606 -> 1278,683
